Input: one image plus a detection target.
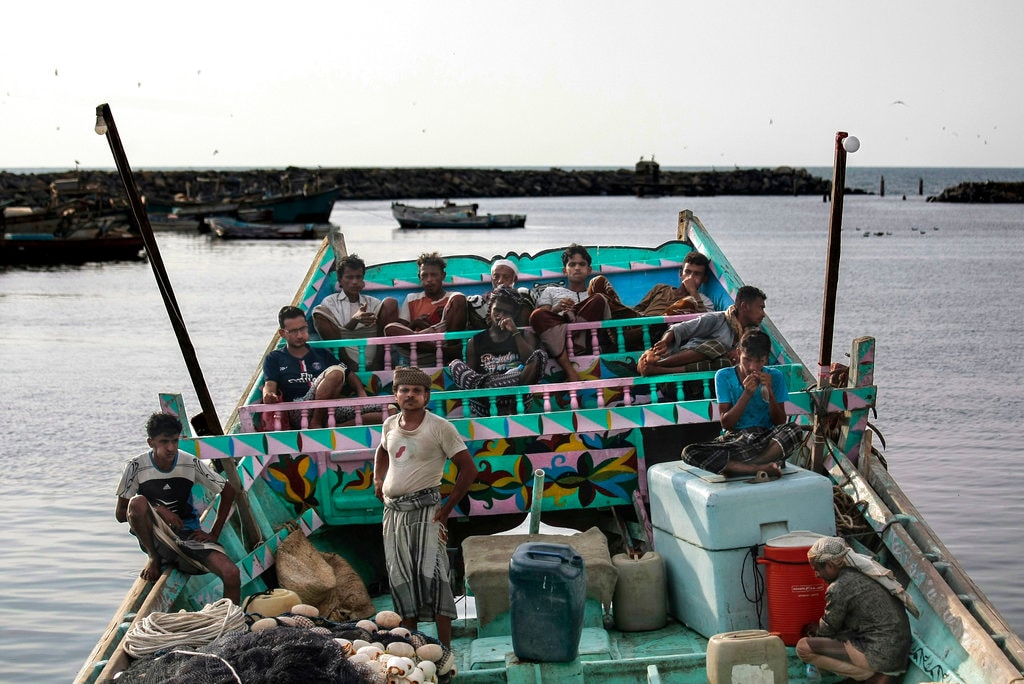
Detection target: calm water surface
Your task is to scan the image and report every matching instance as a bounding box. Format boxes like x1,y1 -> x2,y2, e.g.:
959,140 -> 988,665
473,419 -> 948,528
2,190 -> 1022,681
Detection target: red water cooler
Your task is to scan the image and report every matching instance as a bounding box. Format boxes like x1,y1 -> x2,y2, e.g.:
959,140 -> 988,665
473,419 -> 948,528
757,531 -> 828,645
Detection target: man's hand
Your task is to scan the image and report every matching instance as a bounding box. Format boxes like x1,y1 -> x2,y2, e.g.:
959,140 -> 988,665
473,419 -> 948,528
742,371 -> 761,395
553,297 -> 574,314
649,334 -> 672,359
639,349 -> 662,367
190,529 -> 217,543
155,505 -> 183,531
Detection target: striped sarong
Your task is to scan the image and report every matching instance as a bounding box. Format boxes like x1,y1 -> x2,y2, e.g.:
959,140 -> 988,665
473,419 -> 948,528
448,349 -> 548,417
681,423 -> 807,475
147,504 -> 225,575
382,487 -> 457,621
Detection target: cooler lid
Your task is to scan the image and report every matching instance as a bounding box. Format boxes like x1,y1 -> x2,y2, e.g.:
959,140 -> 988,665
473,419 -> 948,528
765,530 -> 826,548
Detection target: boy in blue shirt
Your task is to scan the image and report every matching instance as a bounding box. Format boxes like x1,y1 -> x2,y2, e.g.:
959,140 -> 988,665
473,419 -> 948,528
682,329 -> 806,477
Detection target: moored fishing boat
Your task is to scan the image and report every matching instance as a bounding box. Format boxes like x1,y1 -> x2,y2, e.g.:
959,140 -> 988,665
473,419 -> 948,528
1,212 -> 143,265
236,186 -> 341,223
204,216 -> 336,240
146,186 -> 339,224
79,112 -> 1024,683
76,209 -> 1024,683
392,200 -> 527,229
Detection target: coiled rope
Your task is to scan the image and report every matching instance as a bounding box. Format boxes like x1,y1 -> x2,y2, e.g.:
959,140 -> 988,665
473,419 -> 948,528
123,598 -> 247,658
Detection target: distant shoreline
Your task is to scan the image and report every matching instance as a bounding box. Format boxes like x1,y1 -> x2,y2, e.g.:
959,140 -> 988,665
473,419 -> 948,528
4,166 -> 1024,206
1,166 -> 831,206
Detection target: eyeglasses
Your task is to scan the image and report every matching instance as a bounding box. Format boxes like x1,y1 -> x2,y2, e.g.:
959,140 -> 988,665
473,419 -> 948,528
284,325 -> 308,335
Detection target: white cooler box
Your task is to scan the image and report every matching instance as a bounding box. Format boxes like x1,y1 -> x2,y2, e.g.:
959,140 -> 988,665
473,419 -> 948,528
647,462 -> 835,638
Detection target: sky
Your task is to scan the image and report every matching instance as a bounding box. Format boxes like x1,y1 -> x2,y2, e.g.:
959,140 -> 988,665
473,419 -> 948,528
2,1 -> 1021,170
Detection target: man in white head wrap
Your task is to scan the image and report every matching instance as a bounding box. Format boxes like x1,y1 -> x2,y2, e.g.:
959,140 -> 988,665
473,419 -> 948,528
796,536 -> 917,683
467,258 -> 532,329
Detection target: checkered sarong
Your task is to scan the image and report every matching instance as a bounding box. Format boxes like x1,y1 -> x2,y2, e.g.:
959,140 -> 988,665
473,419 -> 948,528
681,423 -> 807,474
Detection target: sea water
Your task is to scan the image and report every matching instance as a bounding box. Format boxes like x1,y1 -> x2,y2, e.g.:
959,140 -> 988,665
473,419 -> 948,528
1,173 -> 1022,681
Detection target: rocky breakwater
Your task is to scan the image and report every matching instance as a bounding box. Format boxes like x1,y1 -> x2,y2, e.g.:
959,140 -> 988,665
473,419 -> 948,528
1,166 -> 829,208
928,181 -> 1024,203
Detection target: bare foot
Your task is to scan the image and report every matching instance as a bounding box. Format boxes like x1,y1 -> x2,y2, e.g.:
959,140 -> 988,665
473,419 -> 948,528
141,557 -> 162,582
721,461 -> 783,479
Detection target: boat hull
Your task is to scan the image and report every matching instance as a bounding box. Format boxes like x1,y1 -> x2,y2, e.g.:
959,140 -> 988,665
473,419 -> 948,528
236,187 -> 340,223
1,233 -> 145,265
391,201 -> 526,229
205,217 -> 335,240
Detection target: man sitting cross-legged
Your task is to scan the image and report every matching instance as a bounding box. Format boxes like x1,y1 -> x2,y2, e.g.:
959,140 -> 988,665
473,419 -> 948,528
681,329 -> 807,478
449,286 -> 548,417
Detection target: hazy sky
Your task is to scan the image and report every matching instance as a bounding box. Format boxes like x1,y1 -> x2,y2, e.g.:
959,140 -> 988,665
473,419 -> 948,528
3,1 -> 1020,170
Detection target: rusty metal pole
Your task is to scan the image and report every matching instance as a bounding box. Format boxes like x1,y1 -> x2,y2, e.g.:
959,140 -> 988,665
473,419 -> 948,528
811,131 -> 850,472
94,103 -> 262,550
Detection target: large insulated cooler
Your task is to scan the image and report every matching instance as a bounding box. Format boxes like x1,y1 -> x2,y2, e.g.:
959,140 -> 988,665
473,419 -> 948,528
648,462 -> 835,638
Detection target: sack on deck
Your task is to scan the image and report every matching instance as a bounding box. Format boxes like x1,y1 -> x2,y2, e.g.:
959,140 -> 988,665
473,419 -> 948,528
275,530 -> 375,621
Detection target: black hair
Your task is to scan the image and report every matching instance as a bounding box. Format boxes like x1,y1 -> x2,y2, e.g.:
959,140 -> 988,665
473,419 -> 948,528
417,251 -> 446,271
735,285 -> 767,306
278,305 -> 306,329
146,412 -> 183,439
738,329 -> 772,360
336,254 -> 367,275
682,252 -> 710,270
561,243 -> 592,267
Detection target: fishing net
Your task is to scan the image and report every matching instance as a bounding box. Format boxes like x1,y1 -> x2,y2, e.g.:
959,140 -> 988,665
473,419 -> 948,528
113,628 -> 366,683
113,613 -> 454,684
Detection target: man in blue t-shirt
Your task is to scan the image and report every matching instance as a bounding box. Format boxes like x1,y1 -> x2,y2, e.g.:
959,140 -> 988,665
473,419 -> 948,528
681,329 -> 808,477
262,306 -> 382,428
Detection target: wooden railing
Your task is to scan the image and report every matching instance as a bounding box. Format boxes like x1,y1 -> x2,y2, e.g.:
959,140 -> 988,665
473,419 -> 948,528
301,312 -> 710,372
238,364 -> 810,433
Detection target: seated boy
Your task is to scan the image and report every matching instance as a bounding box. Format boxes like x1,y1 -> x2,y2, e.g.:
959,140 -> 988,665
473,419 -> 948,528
115,413 -> 241,603
681,329 -> 807,477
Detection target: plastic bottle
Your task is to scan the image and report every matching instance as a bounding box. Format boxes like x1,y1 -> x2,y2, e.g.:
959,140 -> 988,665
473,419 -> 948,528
806,663 -> 822,682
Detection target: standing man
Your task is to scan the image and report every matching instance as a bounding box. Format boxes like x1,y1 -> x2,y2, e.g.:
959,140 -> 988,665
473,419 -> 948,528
797,536 -> 917,683
638,285 -> 768,376
312,253 -> 398,371
115,412 -> 241,604
374,366 -> 478,647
